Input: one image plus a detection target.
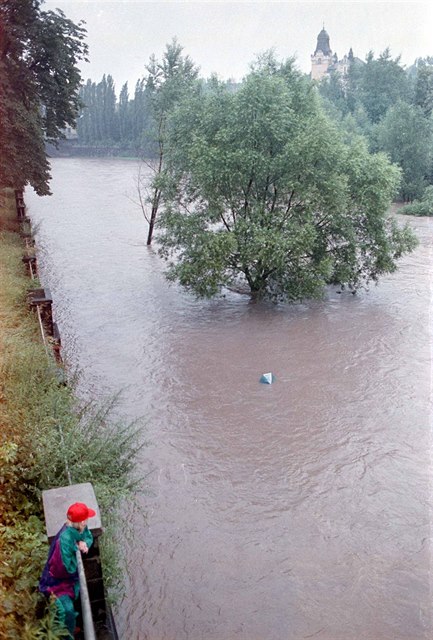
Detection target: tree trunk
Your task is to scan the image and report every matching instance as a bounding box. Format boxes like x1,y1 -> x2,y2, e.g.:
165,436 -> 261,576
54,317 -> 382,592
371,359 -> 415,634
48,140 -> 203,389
146,138 -> 164,245
146,187 -> 161,245
244,267 -> 267,298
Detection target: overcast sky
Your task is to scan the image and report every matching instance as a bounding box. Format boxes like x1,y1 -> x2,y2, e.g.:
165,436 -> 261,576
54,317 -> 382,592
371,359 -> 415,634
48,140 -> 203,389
44,1 -> 433,92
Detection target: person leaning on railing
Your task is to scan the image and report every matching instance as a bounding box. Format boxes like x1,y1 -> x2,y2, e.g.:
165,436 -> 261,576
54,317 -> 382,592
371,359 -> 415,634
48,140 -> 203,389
39,502 -> 96,638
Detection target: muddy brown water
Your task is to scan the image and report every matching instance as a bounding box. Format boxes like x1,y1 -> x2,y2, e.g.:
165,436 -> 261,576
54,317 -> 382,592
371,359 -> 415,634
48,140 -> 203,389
26,158 -> 432,640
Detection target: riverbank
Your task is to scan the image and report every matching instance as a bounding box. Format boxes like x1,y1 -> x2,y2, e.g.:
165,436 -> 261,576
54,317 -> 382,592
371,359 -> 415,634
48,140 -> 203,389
0,189 -> 143,638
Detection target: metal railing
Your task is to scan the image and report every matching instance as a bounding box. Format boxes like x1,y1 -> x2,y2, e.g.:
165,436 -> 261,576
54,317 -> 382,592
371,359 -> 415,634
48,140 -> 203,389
76,551 -> 97,640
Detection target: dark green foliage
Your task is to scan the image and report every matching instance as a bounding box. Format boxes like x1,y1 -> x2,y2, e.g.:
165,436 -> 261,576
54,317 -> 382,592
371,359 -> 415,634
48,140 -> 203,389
318,50 -> 433,202
0,62 -> 52,195
357,49 -> 411,123
158,56 -> 418,301
319,70 -> 349,116
374,101 -> 433,200
413,58 -> 433,117
76,76 -> 153,154
0,0 -> 88,194
77,75 -> 120,144
318,49 -> 411,125
399,185 -> 433,216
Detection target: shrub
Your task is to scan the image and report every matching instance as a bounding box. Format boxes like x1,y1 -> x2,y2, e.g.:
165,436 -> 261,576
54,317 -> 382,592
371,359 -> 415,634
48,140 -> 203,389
399,185 -> 433,216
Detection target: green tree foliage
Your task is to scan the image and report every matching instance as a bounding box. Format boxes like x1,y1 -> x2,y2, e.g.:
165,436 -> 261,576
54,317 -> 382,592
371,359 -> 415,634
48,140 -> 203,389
319,70 -> 349,116
356,49 -> 411,123
77,75 -> 122,145
142,38 -> 199,244
76,80 -> 97,143
0,0 -> 88,195
96,74 -> 118,141
158,56 -> 417,301
344,56 -> 365,114
318,49 -> 433,202
118,82 -> 130,140
132,78 -> 151,146
375,101 -> 433,200
413,58 -> 433,117
319,49 -> 411,125
76,76 -> 154,153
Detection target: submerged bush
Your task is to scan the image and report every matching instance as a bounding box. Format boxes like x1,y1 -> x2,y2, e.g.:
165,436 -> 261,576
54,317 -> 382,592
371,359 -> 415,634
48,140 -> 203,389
399,185 -> 433,216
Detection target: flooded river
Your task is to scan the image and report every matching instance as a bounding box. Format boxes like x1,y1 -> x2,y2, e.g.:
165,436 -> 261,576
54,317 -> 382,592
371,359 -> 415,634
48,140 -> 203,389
27,158 -> 432,640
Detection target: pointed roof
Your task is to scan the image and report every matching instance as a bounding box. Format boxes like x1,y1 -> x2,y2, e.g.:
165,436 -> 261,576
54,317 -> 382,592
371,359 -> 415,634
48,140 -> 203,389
314,27 -> 332,56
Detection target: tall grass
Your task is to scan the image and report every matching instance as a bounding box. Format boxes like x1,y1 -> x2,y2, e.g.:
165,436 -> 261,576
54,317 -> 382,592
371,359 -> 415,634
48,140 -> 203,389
0,193 -> 145,637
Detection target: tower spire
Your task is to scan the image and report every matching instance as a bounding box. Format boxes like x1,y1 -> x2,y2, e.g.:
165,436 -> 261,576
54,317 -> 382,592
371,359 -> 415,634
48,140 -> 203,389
314,26 -> 332,56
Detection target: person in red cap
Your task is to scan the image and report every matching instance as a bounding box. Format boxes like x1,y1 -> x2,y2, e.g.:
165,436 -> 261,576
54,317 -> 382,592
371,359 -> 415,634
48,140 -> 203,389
39,502 -> 96,638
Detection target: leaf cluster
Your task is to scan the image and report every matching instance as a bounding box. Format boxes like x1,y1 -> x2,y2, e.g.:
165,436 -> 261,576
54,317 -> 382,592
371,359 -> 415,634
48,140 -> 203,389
0,0 -> 88,194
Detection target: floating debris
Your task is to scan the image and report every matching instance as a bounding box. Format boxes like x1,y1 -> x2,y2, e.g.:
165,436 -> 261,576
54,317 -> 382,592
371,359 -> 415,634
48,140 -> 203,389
260,372 -> 275,384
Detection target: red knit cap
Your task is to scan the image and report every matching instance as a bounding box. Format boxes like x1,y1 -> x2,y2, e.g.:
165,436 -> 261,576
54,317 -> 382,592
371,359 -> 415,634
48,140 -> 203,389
67,502 -> 96,523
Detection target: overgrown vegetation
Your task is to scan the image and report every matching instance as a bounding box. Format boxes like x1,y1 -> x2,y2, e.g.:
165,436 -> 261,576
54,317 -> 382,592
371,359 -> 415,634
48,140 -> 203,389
0,191 -> 144,638
399,185 -> 433,216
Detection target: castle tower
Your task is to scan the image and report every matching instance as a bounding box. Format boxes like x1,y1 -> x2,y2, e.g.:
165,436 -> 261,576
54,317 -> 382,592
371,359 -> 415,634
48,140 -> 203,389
311,27 -> 333,81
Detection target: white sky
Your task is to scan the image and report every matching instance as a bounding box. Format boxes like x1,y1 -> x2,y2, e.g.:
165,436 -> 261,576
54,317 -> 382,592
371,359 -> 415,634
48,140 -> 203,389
44,1 -> 433,93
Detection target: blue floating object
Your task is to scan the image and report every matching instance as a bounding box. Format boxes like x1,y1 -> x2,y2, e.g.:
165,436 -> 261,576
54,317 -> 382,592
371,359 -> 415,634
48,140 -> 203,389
260,372 -> 275,384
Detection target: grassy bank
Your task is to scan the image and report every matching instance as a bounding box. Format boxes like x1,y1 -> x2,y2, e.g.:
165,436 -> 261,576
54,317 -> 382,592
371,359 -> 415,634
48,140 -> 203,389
0,190 -> 143,638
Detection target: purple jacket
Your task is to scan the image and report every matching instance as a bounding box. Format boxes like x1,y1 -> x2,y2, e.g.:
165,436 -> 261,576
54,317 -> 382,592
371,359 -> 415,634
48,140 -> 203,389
39,524 -> 93,599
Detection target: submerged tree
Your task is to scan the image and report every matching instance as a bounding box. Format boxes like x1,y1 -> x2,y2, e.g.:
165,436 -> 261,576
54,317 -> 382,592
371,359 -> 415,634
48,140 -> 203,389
157,55 -> 417,301
139,38 -> 199,245
0,0 -> 88,195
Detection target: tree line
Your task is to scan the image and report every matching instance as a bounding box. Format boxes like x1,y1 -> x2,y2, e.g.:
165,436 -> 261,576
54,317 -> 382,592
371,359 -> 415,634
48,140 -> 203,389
318,50 -> 433,202
75,56 -> 238,158
73,47 -> 433,205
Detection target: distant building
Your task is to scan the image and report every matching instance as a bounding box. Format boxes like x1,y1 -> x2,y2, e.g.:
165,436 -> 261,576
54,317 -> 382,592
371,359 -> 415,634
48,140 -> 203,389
311,27 -> 357,82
